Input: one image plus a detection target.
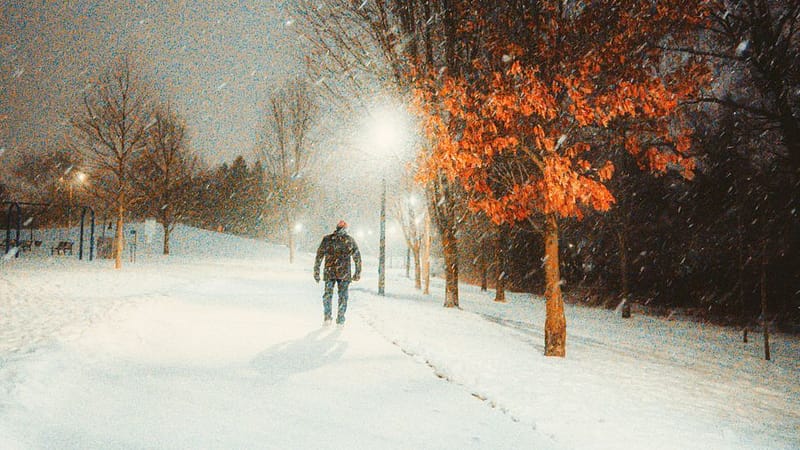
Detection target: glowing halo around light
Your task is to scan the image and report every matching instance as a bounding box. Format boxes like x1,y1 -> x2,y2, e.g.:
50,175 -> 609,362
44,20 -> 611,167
361,99 -> 415,161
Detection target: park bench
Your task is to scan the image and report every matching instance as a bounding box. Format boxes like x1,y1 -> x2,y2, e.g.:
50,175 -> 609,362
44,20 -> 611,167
51,241 -> 74,256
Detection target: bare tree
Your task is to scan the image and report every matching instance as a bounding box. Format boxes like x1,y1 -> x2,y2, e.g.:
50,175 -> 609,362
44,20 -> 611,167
393,188 -> 425,290
71,56 -> 151,269
256,78 -> 317,263
134,105 -> 199,255
680,1 -> 800,333
9,148 -> 77,203
422,209 -> 432,294
296,0 -> 478,308
682,1 -> 800,173
294,0 -> 393,107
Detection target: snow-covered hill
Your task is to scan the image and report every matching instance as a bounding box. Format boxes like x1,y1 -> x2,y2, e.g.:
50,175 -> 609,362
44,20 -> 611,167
1,224 -> 797,449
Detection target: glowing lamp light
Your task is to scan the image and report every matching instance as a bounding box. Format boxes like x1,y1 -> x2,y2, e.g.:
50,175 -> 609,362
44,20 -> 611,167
363,101 -> 413,160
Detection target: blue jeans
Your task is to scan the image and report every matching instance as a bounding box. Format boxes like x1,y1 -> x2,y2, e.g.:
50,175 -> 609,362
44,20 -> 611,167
323,280 -> 350,324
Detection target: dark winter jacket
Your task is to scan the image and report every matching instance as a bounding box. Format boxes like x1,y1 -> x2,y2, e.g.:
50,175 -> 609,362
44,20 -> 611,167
314,229 -> 362,281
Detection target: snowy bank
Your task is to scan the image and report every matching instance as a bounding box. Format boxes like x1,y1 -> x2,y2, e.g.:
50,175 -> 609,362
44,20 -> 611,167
0,224 -> 797,449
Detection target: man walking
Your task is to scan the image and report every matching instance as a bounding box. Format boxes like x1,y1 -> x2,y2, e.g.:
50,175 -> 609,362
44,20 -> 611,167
313,220 -> 362,326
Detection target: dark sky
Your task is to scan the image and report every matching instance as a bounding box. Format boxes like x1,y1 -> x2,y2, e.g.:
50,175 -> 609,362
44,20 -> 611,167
0,0 -> 304,165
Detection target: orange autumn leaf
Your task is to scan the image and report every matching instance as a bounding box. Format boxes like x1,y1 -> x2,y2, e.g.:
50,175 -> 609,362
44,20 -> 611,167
597,161 -> 615,181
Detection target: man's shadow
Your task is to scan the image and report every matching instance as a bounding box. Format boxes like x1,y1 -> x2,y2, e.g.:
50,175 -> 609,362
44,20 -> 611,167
251,328 -> 348,384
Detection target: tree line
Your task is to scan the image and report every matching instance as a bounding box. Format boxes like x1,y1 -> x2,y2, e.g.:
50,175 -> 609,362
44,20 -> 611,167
296,0 -> 799,357
1,57 -> 316,269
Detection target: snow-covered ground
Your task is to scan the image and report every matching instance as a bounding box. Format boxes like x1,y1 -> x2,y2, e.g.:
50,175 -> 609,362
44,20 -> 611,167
0,224 -> 798,449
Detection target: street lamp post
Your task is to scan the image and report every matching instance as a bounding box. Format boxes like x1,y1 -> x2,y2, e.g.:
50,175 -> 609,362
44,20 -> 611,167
66,171 -> 87,231
67,181 -> 73,230
379,177 -> 386,296
363,99 -> 413,297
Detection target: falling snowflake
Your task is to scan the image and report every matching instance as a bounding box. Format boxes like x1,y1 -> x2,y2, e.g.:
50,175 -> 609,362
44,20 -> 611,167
556,134 -> 567,150
735,40 -> 749,57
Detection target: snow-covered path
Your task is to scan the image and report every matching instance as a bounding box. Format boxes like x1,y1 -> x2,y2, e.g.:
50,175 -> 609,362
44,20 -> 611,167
0,250 -> 555,449
1,225 -> 798,449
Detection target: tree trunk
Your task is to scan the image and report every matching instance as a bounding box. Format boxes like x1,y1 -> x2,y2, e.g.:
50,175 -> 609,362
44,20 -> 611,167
480,251 -> 488,292
162,223 -> 170,255
406,247 -> 411,278
773,83 -> 800,176
495,226 -> 507,303
413,243 -> 421,290
442,221 -> 459,308
428,177 -> 459,307
287,211 -> 295,264
617,228 -> 630,318
495,267 -> 506,302
543,214 -> 566,357
114,200 -> 124,270
738,214 -> 746,342
761,240 -> 770,361
422,213 -> 431,295
288,228 -> 295,264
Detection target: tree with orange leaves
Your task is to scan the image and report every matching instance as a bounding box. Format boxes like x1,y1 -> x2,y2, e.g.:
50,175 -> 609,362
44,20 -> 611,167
415,0 -> 709,356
